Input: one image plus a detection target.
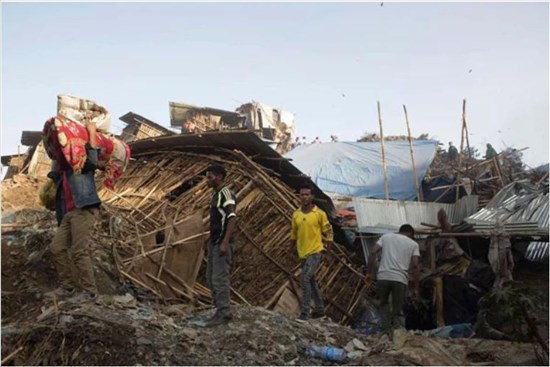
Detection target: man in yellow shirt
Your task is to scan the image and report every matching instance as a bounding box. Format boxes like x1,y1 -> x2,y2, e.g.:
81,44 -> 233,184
290,184 -> 333,320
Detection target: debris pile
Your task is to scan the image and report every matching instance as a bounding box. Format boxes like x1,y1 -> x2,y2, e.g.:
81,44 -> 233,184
356,132 -> 431,143
1,222 -> 544,366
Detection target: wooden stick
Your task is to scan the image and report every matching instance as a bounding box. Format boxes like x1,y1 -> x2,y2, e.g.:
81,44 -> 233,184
462,147 -> 529,171
326,249 -> 365,279
434,186 -> 452,203
492,157 -> 506,187
231,286 -> 252,306
403,105 -> 422,201
265,281 -> 289,308
455,101 -> 466,202
127,222 -> 146,273
157,204 -> 182,277
430,182 -> 467,191
429,238 -> 436,271
463,99 -> 472,161
145,272 -> 169,286
377,101 -> 389,200
2,346 -> 24,365
122,232 -> 209,265
537,172 -> 549,184
102,188 -> 161,226
119,270 -> 162,297
238,225 -> 294,278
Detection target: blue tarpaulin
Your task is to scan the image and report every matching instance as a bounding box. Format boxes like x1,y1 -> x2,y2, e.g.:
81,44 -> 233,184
284,140 -> 439,200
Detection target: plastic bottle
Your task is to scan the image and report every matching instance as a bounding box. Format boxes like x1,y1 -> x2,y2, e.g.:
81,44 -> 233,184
303,346 -> 347,361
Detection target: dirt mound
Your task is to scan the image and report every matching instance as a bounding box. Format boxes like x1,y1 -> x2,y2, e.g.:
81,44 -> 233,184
1,174 -> 46,211
1,296 -> 543,366
1,208 -> 123,322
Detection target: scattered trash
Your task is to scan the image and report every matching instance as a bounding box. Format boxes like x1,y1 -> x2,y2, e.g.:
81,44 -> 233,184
136,336 -> 153,346
302,345 -> 347,361
429,323 -> 474,339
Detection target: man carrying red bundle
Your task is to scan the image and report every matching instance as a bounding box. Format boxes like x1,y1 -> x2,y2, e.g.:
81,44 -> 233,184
46,118 -> 101,300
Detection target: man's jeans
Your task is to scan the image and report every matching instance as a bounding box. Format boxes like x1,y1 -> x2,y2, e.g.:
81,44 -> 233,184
206,243 -> 233,316
376,279 -> 406,332
300,252 -> 324,317
49,207 -> 99,292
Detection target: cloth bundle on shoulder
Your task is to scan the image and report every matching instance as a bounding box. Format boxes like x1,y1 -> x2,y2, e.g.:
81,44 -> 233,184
42,116 -> 130,189
57,94 -> 112,133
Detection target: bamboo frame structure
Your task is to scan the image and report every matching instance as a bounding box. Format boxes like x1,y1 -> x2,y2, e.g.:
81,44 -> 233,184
98,148 -> 372,325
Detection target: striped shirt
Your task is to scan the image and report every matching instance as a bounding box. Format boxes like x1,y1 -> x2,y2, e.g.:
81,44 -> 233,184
210,186 -> 237,245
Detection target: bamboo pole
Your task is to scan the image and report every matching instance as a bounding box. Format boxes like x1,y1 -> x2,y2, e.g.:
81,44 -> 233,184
1,346 -> 24,365
537,172 -> 549,184
463,99 -> 472,161
157,204 -> 182,277
121,231 -> 209,265
17,145 -> 20,173
492,157 -> 506,187
403,105 -> 423,201
456,100 -> 466,202
120,270 -> 162,297
378,101 -> 389,200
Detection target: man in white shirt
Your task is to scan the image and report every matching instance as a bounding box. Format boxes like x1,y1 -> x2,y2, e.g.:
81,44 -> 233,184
367,224 -> 420,332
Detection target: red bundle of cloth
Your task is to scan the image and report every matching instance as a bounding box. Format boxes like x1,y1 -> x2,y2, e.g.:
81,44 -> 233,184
42,116 -> 131,189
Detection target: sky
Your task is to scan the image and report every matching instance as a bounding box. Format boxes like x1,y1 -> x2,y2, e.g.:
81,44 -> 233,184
2,2 -> 549,168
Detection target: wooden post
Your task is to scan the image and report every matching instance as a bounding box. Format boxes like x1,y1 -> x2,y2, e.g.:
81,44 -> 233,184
377,101 -> 389,200
492,156 -> 506,187
403,105 -> 423,201
463,99 -> 472,161
455,100 -> 466,202
17,145 -> 20,173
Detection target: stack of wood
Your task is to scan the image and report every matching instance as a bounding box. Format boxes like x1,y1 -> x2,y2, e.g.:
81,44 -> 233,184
424,148 -> 530,207
98,148 -> 372,324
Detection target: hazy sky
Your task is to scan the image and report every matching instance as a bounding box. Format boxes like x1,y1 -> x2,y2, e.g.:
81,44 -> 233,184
2,2 -> 549,167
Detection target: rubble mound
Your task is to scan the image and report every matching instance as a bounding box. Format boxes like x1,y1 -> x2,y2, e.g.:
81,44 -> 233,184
1,208 -> 123,321
0,212 -> 543,366
2,297 -> 544,366
1,180 -> 546,366
1,174 -> 46,211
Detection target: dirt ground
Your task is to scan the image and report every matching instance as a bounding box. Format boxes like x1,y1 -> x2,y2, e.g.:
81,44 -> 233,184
1,177 -> 547,366
1,174 -> 47,212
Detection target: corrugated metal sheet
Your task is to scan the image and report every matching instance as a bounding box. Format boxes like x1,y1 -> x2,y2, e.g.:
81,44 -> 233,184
353,195 -> 479,230
525,242 -> 549,262
466,180 -> 549,232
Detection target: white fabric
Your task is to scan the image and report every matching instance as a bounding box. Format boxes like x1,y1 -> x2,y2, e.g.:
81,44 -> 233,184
376,233 -> 420,285
57,94 -> 111,133
278,110 -> 295,129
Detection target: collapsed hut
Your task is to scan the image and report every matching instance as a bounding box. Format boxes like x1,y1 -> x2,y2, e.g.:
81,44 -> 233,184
98,131 -> 371,324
